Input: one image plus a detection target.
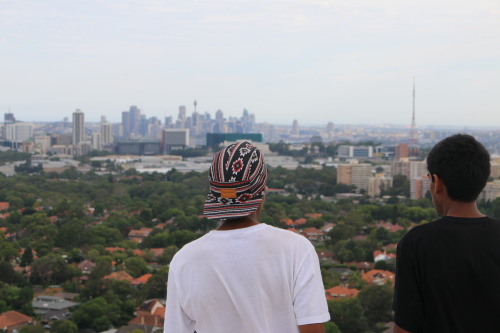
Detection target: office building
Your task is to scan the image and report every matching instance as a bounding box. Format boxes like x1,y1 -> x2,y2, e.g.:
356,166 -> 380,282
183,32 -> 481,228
337,162 -> 373,193
368,174 -> 393,197
206,133 -> 263,150
391,158 -> 411,179
3,123 -> 34,142
72,109 -> 85,145
163,129 -> 190,153
410,175 -> 431,200
395,143 -> 409,160
338,145 -> 373,158
101,122 -> 113,144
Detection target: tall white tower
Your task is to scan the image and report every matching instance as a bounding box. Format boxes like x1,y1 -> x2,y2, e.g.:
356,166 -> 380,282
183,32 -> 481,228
72,109 -> 85,145
409,77 -> 419,156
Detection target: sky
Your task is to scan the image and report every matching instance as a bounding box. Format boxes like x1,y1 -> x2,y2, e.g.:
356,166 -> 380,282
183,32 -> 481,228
1,0 -> 499,127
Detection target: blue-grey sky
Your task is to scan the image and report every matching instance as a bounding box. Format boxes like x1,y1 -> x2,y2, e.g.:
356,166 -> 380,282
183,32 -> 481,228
1,0 -> 499,127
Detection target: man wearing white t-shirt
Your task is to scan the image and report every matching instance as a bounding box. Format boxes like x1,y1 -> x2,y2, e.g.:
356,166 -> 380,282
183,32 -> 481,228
164,142 -> 330,333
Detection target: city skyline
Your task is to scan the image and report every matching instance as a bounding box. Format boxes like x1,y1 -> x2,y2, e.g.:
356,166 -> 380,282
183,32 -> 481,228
1,0 -> 499,127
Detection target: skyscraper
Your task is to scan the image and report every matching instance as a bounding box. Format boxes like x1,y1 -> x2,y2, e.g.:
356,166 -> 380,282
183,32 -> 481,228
72,109 -> 85,145
101,121 -> 113,144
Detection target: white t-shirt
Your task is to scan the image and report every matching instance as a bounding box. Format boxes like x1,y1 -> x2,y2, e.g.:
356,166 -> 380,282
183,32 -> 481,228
164,223 -> 330,333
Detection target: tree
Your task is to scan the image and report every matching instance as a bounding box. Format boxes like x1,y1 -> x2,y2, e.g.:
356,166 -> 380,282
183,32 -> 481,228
325,321 -> 342,333
358,284 -> 394,327
124,257 -> 149,278
30,254 -> 72,285
20,326 -> 44,333
20,246 -> 34,266
71,297 -> 121,331
0,261 -> 25,285
328,298 -> 368,333
50,320 -> 78,333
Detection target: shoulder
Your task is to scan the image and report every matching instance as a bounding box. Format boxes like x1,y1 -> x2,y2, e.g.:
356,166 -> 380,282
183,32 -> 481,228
261,224 -> 315,247
398,218 -> 446,250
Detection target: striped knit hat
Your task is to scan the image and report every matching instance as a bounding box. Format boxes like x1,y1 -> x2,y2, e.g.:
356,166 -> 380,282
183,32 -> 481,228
203,142 -> 268,220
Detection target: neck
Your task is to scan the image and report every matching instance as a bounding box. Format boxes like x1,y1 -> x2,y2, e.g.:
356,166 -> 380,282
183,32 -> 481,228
216,214 -> 259,230
440,200 -> 485,218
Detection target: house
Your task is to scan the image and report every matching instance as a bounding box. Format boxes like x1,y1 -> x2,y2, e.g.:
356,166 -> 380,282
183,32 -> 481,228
132,273 -> 153,286
373,250 -> 397,262
148,248 -> 165,258
132,249 -> 146,257
32,295 -> 79,315
346,261 -> 375,272
78,259 -> 95,274
362,269 -> 395,286
302,227 -> 325,241
128,228 -> 153,243
128,299 -> 165,328
325,286 -> 360,300
374,221 -> 405,233
317,250 -> 334,261
0,310 -> 33,333
0,202 -> 10,211
280,218 -> 294,226
321,223 -> 336,233
105,247 -> 125,254
305,213 -> 323,219
104,271 -> 134,282
294,218 -> 307,226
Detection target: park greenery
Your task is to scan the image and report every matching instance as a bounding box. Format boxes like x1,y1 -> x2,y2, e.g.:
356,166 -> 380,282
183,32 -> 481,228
1,151 -> 500,332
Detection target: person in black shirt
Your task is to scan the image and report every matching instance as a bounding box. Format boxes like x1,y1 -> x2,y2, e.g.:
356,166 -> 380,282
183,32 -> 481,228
393,134 -> 500,333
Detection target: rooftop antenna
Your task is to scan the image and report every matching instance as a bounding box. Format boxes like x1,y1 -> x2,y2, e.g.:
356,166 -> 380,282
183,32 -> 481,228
194,100 -> 197,113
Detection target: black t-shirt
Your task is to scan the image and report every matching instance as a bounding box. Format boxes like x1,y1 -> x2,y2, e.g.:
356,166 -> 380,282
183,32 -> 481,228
393,216 -> 500,333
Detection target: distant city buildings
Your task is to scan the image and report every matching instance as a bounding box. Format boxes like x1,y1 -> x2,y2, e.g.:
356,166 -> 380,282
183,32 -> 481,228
1,106 -> 500,202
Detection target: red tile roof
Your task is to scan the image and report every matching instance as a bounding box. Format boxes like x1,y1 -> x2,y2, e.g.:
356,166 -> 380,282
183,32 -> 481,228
325,286 -> 360,300
0,202 -> 10,211
132,273 -> 152,285
105,247 -> 125,253
0,310 -> 33,329
363,269 -> 395,285
104,271 -> 134,281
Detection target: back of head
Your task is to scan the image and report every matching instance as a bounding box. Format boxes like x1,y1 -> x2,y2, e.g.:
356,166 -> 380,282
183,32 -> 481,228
203,141 -> 268,220
427,134 -> 490,202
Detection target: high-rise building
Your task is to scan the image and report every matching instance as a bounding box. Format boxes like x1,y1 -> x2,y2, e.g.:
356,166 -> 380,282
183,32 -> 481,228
177,105 -> 186,128
337,162 -> 373,193
391,158 -> 411,179
72,109 -> 85,145
91,132 -> 102,151
101,122 -> 113,144
368,174 -> 393,197
395,143 -> 409,160
4,112 -> 15,124
292,119 -> 299,135
410,160 -> 427,180
410,175 -> 431,200
122,111 -> 132,137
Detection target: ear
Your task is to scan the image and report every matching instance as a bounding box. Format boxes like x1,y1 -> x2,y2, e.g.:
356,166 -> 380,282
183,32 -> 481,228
432,174 -> 446,194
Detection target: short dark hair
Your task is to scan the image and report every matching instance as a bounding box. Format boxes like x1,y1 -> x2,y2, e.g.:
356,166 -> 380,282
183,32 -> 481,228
427,134 -> 490,202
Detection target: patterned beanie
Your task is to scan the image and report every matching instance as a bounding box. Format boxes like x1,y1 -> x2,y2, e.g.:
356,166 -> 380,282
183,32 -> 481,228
203,141 -> 268,220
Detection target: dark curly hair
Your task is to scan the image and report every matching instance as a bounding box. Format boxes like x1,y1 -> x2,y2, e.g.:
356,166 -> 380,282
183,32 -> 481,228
427,134 -> 490,202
